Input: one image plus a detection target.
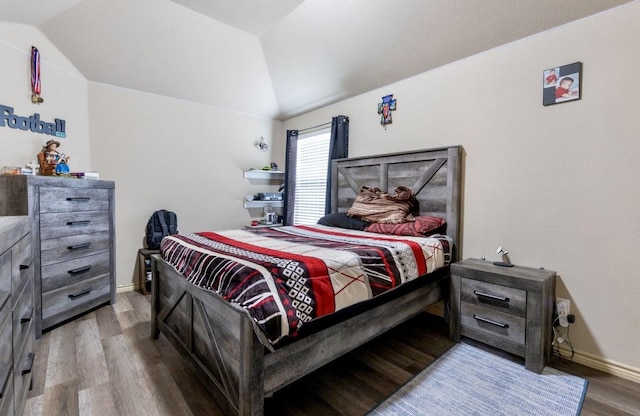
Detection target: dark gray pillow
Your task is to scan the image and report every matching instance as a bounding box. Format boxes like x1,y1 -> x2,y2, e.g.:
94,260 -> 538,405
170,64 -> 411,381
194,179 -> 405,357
317,213 -> 370,230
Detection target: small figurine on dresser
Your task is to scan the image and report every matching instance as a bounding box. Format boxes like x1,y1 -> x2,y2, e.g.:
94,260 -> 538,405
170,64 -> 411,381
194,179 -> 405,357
38,139 -> 70,175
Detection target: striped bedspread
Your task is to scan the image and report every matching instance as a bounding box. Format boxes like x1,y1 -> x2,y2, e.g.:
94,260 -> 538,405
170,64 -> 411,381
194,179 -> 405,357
160,225 -> 451,348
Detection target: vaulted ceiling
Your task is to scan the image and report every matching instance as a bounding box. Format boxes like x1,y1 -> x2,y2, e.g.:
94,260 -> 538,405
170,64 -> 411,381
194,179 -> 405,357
0,0 -> 633,120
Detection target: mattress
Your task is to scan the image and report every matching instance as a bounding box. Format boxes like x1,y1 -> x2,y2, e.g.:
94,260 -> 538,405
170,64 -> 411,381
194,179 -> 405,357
160,224 -> 451,347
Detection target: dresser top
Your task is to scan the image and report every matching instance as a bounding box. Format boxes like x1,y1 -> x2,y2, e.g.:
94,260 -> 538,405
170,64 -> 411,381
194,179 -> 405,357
0,175 -> 114,188
0,216 -> 30,254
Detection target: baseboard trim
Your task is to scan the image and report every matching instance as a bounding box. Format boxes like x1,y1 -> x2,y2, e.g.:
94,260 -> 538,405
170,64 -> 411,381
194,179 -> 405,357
116,283 -> 136,294
559,346 -> 640,384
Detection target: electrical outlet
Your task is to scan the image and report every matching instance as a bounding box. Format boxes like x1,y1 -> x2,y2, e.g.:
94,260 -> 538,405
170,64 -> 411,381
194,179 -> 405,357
556,297 -> 570,315
556,297 -> 570,327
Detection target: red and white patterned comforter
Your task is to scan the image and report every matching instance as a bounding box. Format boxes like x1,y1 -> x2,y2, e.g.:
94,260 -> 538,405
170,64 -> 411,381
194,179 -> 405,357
160,225 -> 451,348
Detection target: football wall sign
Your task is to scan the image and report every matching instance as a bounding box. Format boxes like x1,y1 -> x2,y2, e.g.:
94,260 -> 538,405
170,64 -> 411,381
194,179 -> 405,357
0,104 -> 66,138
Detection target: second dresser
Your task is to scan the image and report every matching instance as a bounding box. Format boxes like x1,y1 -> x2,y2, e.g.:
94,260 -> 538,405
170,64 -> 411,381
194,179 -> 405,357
0,176 -> 115,338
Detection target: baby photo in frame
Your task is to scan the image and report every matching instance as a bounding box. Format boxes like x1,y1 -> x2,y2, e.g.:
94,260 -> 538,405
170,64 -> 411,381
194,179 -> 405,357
543,62 -> 582,106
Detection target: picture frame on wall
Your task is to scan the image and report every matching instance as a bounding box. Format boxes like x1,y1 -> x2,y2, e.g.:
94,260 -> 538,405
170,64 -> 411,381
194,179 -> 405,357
543,62 -> 582,106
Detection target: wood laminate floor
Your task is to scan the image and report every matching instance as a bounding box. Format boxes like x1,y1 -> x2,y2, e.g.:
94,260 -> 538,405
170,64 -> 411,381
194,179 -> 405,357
24,291 -> 640,416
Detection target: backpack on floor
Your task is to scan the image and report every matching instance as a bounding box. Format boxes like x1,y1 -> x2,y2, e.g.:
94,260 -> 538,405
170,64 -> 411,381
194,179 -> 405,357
145,210 -> 178,250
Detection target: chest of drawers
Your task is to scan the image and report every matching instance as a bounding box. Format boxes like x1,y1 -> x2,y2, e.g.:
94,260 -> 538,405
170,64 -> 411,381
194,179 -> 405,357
0,176 -> 115,338
449,258 -> 555,373
0,216 -> 35,416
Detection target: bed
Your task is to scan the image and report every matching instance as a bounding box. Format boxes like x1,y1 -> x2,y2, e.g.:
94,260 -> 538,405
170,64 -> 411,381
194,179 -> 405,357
150,145 -> 462,416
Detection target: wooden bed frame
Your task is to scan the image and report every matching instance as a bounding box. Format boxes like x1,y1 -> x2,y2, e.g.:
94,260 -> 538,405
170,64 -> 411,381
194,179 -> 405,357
151,145 -> 462,416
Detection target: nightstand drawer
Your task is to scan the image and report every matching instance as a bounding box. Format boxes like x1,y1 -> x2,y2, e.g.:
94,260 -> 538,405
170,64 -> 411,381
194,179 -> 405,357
461,278 -> 526,318
40,211 -> 110,239
39,187 -> 110,213
461,302 -> 526,345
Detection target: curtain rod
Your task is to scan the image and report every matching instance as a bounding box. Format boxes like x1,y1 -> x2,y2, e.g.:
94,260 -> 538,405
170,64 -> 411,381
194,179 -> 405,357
297,121 -> 332,133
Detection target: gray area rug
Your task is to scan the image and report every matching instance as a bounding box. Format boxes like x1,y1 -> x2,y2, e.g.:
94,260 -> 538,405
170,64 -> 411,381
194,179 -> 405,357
368,342 -> 587,416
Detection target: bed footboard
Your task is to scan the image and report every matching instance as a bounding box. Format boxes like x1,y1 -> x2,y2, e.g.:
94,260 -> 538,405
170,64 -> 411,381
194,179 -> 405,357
151,255 -> 265,416
151,255 -> 448,416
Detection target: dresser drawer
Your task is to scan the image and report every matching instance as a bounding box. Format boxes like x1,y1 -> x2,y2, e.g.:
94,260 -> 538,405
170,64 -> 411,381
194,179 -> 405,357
41,232 -> 110,267
40,211 -> 110,240
42,273 -> 111,325
461,301 -> 526,345
10,234 -> 32,298
12,278 -> 33,359
0,370 -> 14,416
460,277 -> 526,318
41,251 -> 110,293
0,315 -> 12,400
0,252 -> 9,309
39,187 -> 110,213
13,332 -> 34,416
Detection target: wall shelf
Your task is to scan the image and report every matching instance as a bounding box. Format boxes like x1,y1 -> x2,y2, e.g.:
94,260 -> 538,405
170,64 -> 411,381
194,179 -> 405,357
243,170 -> 285,180
243,200 -> 284,209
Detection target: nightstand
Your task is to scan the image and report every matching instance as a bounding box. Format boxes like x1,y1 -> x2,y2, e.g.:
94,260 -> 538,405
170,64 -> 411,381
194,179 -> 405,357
138,248 -> 160,295
449,258 -> 556,373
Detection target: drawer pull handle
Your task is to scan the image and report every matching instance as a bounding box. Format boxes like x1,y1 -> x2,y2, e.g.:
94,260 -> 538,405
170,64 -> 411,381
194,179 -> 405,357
66,197 -> 91,201
68,242 -> 92,251
68,265 -> 92,275
21,307 -> 33,324
20,262 -> 30,270
0,364 -> 10,398
474,290 -> 509,302
67,220 -> 91,226
473,314 -> 509,329
22,352 -> 35,376
69,287 -> 92,299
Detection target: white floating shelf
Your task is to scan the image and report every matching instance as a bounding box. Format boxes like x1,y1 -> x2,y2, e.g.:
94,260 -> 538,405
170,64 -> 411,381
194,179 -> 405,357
243,170 -> 285,180
243,200 -> 284,209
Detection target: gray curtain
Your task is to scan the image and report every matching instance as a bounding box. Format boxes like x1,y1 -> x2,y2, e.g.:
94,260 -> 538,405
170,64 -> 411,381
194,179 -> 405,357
283,130 -> 298,225
325,115 -> 349,214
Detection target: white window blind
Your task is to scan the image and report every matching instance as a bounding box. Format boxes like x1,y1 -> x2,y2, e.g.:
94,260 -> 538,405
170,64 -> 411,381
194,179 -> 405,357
293,130 -> 330,225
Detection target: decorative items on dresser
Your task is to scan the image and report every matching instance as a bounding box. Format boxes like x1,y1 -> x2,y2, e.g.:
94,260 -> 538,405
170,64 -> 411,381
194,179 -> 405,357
0,216 -> 35,416
449,258 -> 556,373
0,176 -> 115,338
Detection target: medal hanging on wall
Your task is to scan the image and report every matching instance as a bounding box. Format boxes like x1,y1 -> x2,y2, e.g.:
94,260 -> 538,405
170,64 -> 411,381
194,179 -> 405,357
31,46 -> 44,104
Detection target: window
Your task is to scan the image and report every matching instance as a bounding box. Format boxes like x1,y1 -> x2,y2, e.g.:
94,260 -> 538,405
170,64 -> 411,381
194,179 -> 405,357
293,129 -> 330,225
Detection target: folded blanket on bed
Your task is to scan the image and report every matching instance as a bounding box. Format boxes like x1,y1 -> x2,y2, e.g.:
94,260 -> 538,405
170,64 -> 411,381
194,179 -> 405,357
160,225 -> 450,348
347,185 -> 417,223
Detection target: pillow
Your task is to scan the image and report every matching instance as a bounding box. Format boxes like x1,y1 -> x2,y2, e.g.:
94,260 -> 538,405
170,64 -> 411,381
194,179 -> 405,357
317,212 -> 371,230
347,186 -> 416,224
364,216 -> 446,237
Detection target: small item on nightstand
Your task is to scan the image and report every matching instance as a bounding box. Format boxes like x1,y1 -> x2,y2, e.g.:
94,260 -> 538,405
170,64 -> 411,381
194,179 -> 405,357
493,246 -> 514,267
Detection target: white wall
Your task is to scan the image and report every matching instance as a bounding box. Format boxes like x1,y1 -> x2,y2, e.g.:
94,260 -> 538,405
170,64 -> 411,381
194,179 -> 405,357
284,3 -> 640,374
88,83 -> 284,289
1,23 -> 285,294
0,23 -> 91,170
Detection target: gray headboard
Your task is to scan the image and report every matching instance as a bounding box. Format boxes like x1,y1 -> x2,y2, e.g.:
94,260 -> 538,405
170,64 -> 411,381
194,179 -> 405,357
330,145 -> 462,259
